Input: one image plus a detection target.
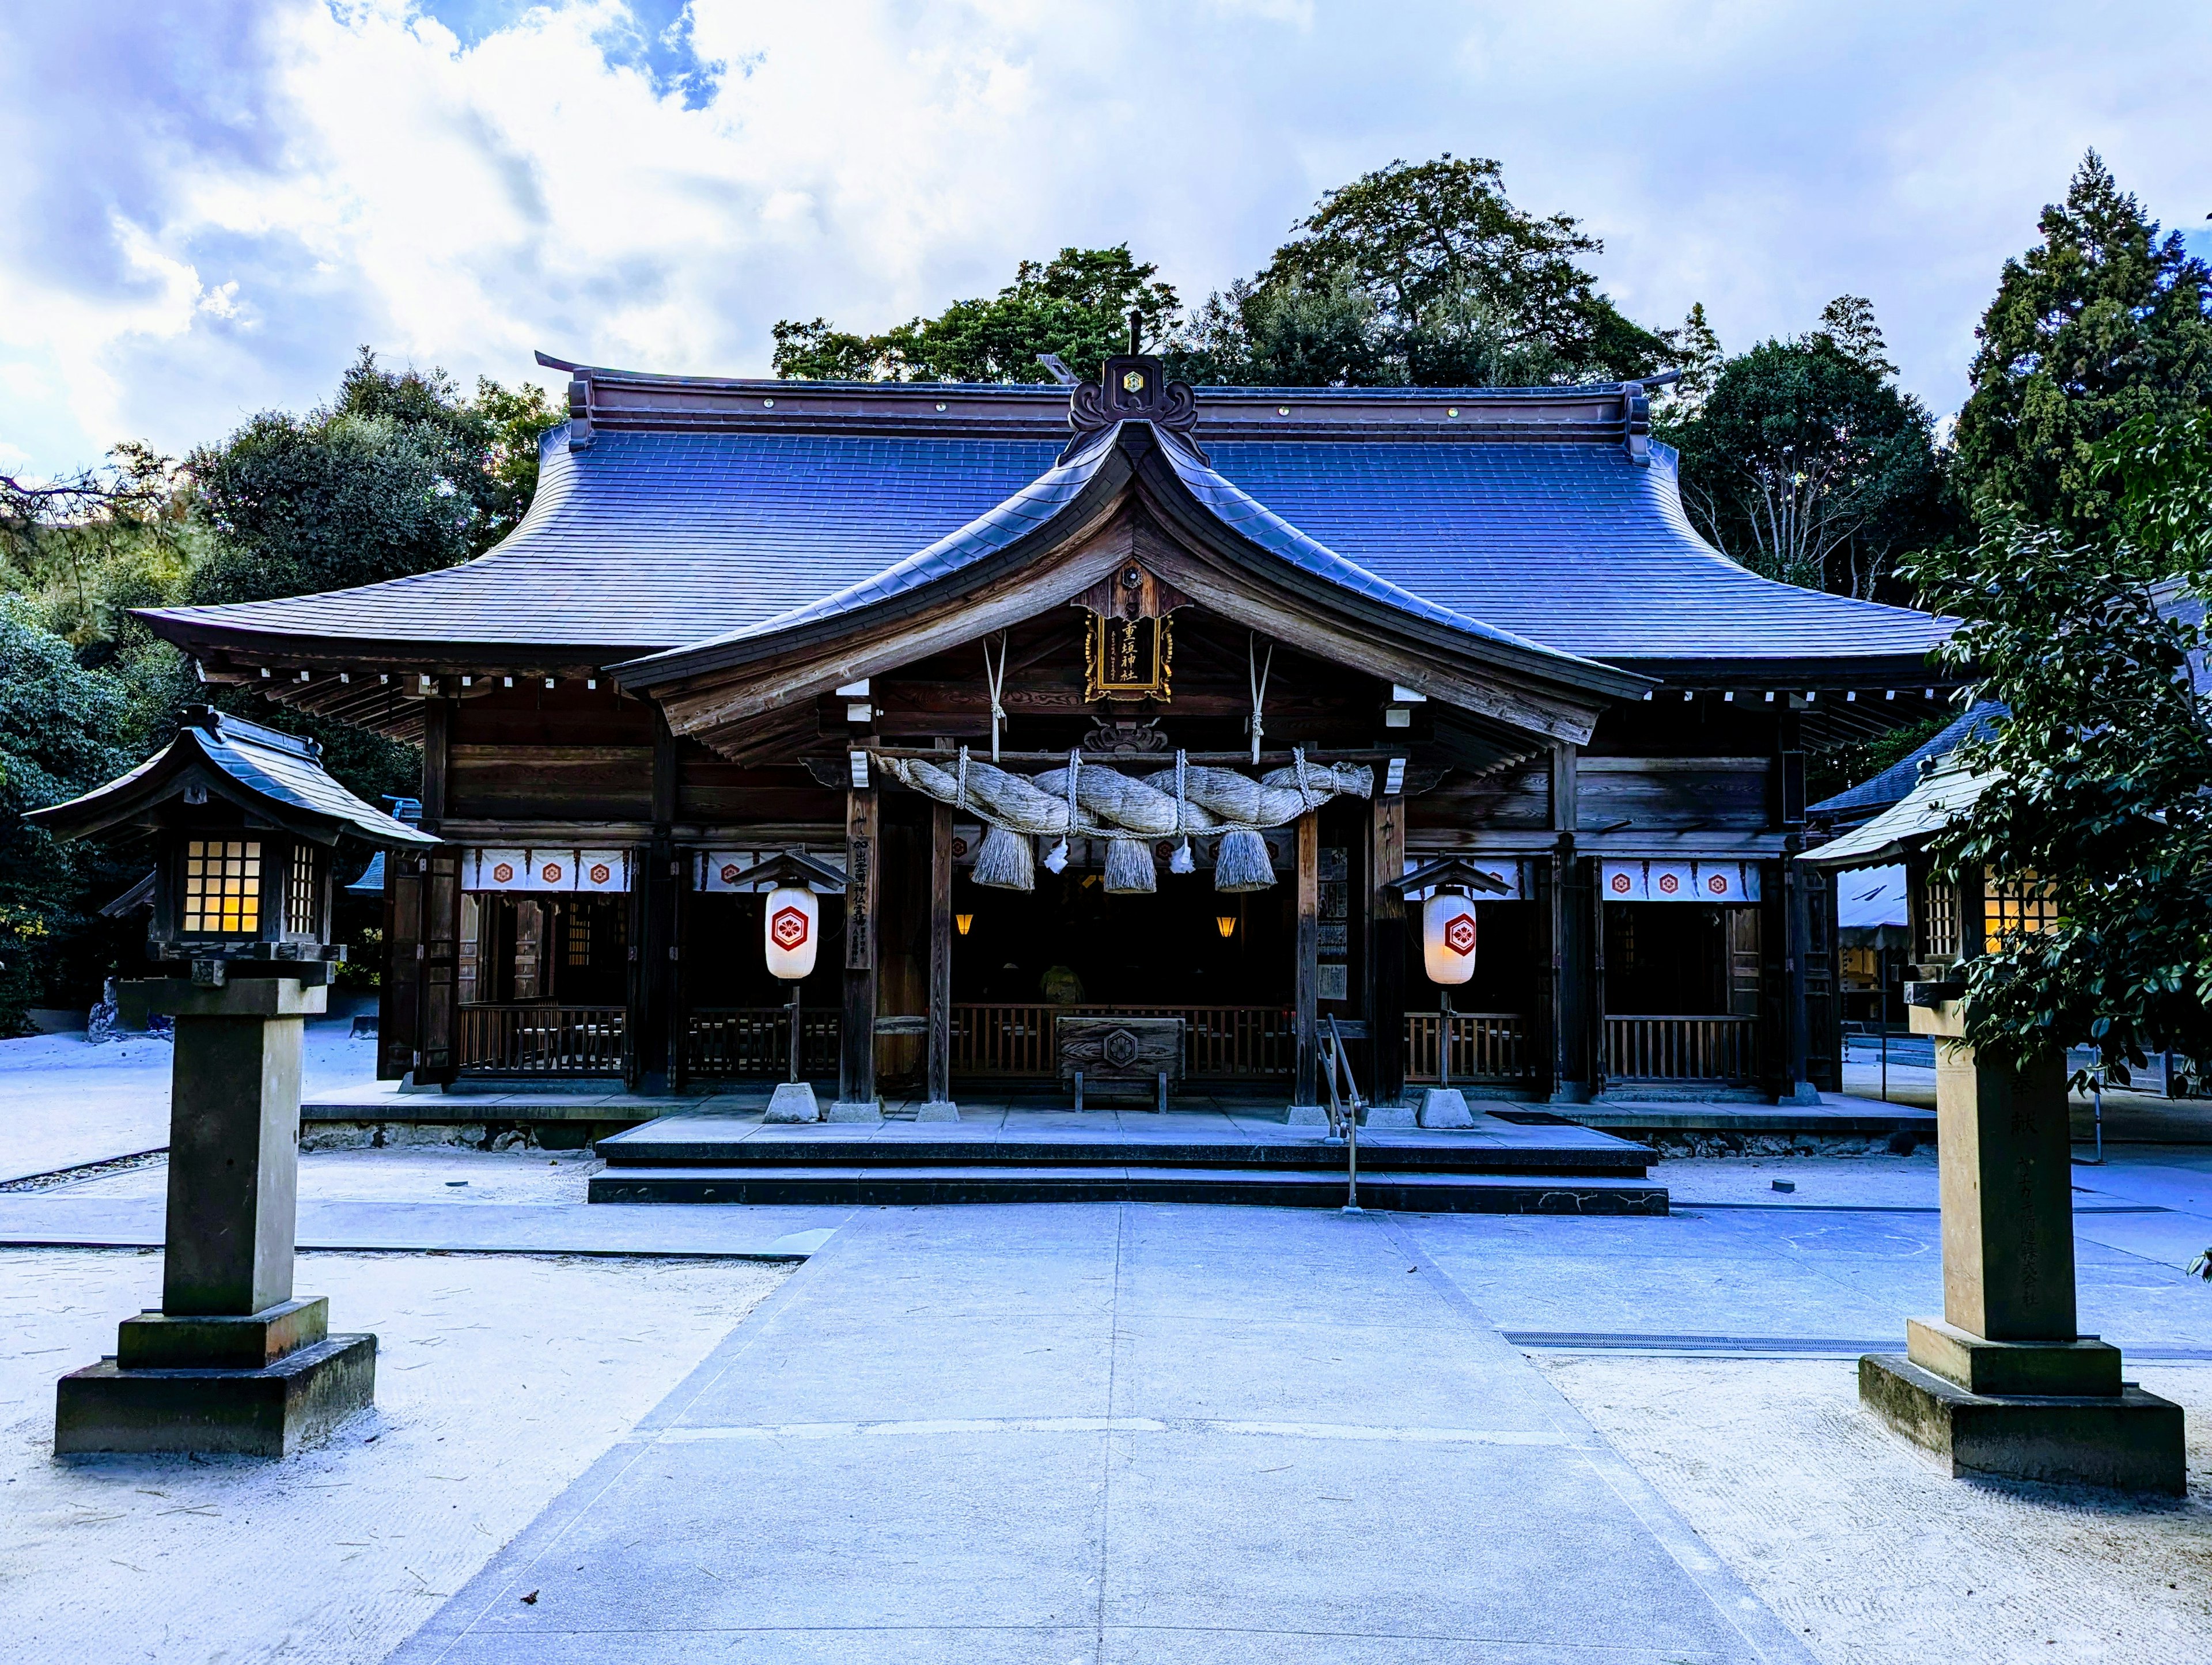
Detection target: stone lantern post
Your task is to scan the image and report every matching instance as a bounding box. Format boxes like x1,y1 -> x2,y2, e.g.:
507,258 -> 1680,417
1804,757 -> 2184,1493
29,707 -> 438,1456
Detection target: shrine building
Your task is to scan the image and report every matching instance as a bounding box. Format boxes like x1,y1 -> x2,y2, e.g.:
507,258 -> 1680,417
137,352 -> 1956,1116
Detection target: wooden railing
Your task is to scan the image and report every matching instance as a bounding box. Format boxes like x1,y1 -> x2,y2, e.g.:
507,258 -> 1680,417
458,1003 -> 628,1075
686,1007 -> 842,1078
1404,1012 -> 1529,1082
952,1004 -> 1294,1078
1604,1015 -> 1757,1082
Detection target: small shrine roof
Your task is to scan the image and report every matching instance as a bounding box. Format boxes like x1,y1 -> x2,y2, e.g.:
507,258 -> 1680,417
28,707 -> 439,847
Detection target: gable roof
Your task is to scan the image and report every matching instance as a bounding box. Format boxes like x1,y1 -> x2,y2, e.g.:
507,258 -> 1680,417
136,361 -> 1953,689
620,418 -> 1631,695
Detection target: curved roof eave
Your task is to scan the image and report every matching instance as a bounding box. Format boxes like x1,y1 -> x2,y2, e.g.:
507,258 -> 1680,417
612,420 -> 1649,706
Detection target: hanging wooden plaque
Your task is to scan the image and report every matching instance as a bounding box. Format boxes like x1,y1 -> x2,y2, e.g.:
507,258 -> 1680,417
1079,559 -> 1187,703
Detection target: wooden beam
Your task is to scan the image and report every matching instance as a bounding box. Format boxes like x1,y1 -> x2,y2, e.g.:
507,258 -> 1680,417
928,799 -> 953,1106
1295,811 -> 1319,1108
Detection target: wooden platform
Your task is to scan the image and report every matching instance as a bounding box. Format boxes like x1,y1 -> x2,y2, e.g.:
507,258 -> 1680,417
590,1101 -> 1666,1213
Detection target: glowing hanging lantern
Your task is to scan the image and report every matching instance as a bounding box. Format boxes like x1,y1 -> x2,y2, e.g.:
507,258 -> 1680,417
1422,890 -> 1478,985
763,885 -> 820,981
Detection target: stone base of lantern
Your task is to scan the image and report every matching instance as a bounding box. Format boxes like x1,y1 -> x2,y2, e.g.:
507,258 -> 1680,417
764,1082 -> 821,1123
56,1296 -> 376,1458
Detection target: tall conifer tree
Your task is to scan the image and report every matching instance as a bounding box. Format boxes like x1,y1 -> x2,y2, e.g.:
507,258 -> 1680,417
1955,151 -> 2212,538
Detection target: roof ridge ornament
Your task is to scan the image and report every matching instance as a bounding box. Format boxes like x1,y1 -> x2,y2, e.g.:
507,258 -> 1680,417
1069,353 -> 1206,462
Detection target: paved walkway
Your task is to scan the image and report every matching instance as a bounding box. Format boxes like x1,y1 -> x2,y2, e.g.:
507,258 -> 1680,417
393,1204 -> 1817,1663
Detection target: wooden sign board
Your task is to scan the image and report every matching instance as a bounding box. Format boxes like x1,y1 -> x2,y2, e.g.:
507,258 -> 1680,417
1056,1014 -> 1184,1111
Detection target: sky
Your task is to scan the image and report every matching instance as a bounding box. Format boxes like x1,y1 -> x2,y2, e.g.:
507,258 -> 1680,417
3,0 -> 2209,479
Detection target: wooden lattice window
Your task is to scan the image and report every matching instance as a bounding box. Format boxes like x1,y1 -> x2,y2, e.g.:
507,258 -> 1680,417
285,844 -> 320,938
1918,877 -> 1959,962
1984,868 -> 2058,953
566,905 -> 593,967
184,840 -> 261,935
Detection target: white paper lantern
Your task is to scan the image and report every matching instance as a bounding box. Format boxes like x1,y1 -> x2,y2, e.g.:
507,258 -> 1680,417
763,885 -> 820,981
1422,891 -> 1478,985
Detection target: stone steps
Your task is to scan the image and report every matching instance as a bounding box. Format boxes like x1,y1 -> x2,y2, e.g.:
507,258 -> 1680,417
588,1163 -> 1668,1213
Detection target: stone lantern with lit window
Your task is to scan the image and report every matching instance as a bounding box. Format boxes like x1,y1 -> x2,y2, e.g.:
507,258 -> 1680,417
28,706 -> 437,1457
1804,752 -> 2182,1493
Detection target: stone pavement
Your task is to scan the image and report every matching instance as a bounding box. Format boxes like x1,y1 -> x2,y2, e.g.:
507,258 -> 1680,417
392,1203 -> 1819,1664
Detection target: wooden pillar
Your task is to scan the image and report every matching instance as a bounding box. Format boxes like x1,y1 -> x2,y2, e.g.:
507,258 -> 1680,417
1778,852 -> 1815,1104
839,784 -> 880,1111
1546,742 -> 1593,1103
1368,792 -> 1406,1108
925,799 -> 955,1112
1294,811 -> 1319,1108
1548,840 -> 1593,1103
635,710 -> 679,1094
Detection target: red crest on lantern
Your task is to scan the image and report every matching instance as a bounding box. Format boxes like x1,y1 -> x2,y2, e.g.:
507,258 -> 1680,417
1445,914 -> 1476,957
771,906 -> 810,951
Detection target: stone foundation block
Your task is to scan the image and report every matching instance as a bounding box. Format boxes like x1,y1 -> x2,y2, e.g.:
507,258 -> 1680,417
1362,1103 -> 1418,1129
763,1082 -> 821,1123
1860,1353 -> 2184,1495
1905,1315 -> 2123,1398
56,1334 -> 377,1458
1415,1087 -> 1474,1129
825,1098 -> 882,1124
914,1100 -> 960,1122
118,1296 -> 328,1371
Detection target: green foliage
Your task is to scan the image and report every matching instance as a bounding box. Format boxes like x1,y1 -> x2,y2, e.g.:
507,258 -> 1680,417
0,600 -> 135,1031
1175,155 -> 1669,388
1953,151 -> 2212,541
0,350 -> 555,1022
1805,712 -> 1947,807
1903,419 -> 2212,1079
773,246 -> 1181,384
185,348 -> 552,608
1671,304 -> 1955,598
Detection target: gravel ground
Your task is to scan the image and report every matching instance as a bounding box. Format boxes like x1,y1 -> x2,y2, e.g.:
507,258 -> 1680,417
0,1247 -> 785,1664
1536,1353 -> 2212,1665
0,1025 -> 381,1184
43,1144 -> 605,1205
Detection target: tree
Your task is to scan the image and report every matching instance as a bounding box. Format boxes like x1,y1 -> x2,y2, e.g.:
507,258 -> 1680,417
1174,155 -> 1669,388
184,348 -> 554,609
1672,306 -> 1954,597
1813,294 -> 1896,378
1953,151 -> 2212,540
1902,415 -> 2212,1083
0,599 -> 131,1031
773,246 -> 1181,383
1652,302 -> 1723,426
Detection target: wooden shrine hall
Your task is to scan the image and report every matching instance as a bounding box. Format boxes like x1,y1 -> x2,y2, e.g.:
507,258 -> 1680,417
139,351 -> 1956,1119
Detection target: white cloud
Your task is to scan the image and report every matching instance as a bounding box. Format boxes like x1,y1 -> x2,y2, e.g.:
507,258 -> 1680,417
1,0 -> 2208,476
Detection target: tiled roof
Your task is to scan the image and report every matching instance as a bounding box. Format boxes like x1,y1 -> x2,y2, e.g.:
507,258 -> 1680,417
638,423 -> 1621,691
1809,701 -> 2009,822
29,708 -> 438,846
142,393 -> 1953,677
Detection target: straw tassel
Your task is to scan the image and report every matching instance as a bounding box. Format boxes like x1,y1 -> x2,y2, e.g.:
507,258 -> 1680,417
971,825 -> 1034,890
1103,836 -> 1156,894
1213,829 -> 1274,892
